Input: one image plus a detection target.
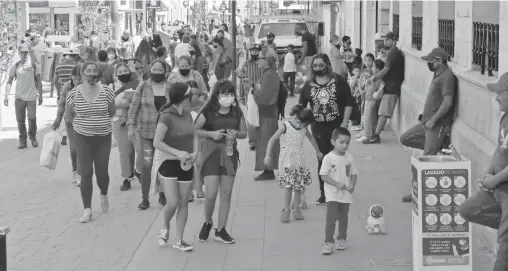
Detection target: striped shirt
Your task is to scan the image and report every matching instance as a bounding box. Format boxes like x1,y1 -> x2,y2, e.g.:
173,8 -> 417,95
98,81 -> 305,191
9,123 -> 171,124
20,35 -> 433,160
238,60 -> 262,86
54,59 -> 78,91
67,84 -> 115,136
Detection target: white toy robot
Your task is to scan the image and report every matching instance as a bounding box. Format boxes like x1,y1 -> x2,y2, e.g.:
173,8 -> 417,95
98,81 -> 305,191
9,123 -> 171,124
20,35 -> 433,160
365,204 -> 387,234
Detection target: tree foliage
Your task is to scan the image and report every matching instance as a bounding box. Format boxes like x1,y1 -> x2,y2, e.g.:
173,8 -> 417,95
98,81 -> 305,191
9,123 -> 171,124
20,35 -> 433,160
0,0 -> 20,79
78,0 -> 111,44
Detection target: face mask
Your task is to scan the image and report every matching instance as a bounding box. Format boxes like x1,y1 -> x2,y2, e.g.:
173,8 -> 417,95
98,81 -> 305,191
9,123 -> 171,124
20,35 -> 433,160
427,61 -> 437,72
313,68 -> 327,77
189,51 -> 195,56
250,55 -> 258,61
219,96 -> 235,107
213,45 -> 218,49
118,74 -> 130,83
179,69 -> 191,76
294,31 -> 301,36
334,44 -> 341,50
85,74 -> 99,85
151,73 -> 165,82
219,36 -> 224,41
267,40 -> 273,44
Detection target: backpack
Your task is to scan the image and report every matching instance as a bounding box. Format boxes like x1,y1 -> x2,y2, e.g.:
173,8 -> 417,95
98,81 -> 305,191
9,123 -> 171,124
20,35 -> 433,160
14,61 -> 38,83
277,80 -> 288,120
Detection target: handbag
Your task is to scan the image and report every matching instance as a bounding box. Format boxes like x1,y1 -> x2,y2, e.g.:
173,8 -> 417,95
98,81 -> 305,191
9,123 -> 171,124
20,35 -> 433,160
246,87 -> 259,127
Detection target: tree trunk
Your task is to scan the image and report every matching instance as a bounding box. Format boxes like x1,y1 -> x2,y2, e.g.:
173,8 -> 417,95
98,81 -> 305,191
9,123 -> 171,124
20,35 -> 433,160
111,0 -> 121,41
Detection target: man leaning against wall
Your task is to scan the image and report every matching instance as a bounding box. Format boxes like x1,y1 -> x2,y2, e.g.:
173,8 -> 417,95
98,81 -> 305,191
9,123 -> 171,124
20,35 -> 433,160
398,48 -> 457,203
459,72 -> 508,271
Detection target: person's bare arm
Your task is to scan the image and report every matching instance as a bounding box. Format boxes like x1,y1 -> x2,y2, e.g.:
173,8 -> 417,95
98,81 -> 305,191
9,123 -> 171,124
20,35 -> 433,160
299,42 -> 308,64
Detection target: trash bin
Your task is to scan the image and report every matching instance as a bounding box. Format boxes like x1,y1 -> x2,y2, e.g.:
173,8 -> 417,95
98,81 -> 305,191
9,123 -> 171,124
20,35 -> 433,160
411,155 -> 472,270
0,227 -> 9,271
41,49 -> 55,82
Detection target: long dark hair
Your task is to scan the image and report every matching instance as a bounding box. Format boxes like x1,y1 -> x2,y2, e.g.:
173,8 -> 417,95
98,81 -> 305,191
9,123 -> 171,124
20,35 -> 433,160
70,64 -> 82,89
156,82 -> 191,123
151,34 -> 163,49
195,79 -> 241,128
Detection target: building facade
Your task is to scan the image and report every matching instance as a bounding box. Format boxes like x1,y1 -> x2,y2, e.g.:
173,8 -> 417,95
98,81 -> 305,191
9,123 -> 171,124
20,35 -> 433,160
315,0 -> 506,256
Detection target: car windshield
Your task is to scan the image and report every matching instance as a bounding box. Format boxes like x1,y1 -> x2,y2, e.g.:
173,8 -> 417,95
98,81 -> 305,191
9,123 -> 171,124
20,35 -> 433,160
257,23 -> 308,39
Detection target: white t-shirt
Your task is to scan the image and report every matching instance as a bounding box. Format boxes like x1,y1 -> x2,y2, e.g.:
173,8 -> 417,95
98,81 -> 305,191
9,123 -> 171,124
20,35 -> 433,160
319,151 -> 357,204
283,52 -> 296,72
175,42 -> 191,60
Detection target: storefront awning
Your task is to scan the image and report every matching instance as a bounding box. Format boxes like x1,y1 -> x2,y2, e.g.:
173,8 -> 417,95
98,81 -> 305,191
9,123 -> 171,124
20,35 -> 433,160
160,0 -> 182,9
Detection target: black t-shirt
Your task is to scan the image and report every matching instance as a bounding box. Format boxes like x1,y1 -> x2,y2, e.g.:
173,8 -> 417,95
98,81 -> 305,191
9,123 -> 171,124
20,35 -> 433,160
154,95 -> 167,111
302,32 -> 317,57
383,46 -> 405,95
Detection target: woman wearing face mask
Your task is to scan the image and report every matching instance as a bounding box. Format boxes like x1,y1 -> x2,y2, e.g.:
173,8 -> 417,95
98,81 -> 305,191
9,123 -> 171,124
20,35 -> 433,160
52,64 -> 83,186
107,47 -> 120,65
328,35 -> 349,80
195,80 -> 247,244
298,53 -> 354,205
189,43 -> 206,75
169,56 -> 207,101
152,82 -> 197,251
113,64 -> 142,191
135,38 -> 154,79
66,62 -> 116,223
127,60 -> 170,210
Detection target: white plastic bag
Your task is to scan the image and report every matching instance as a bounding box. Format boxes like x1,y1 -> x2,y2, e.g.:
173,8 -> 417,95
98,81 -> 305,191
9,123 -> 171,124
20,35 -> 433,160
208,74 -> 217,90
40,131 -> 62,170
246,90 -> 259,127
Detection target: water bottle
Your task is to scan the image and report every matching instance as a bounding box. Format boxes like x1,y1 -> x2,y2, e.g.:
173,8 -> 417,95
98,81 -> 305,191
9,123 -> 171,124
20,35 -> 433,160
181,158 -> 192,171
225,129 -> 235,156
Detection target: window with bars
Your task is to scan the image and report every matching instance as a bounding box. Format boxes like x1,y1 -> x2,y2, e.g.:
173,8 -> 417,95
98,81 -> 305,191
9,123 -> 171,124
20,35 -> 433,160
411,16 -> 422,51
472,22 -> 499,77
438,19 -> 455,60
392,14 -> 400,36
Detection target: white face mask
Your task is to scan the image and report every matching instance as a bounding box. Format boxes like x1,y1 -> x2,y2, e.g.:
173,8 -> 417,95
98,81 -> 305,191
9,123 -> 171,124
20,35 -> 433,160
218,96 -> 235,107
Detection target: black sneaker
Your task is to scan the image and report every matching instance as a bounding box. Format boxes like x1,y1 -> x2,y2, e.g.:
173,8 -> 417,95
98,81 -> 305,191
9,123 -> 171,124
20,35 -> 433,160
215,228 -> 235,244
18,141 -> 27,149
199,221 -> 213,241
61,136 -> 67,146
362,134 -> 381,144
316,195 -> 326,205
138,198 -> 150,210
134,171 -> 141,180
254,171 -> 275,181
249,145 -> 256,151
402,194 -> 412,203
120,179 -> 131,191
159,193 -> 167,206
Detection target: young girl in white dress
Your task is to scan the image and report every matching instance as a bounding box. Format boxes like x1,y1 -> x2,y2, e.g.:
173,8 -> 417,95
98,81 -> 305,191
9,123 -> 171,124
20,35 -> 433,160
264,104 -> 322,223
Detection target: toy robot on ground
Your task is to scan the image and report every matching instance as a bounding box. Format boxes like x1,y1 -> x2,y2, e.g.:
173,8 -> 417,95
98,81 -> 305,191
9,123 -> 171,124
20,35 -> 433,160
365,204 -> 387,234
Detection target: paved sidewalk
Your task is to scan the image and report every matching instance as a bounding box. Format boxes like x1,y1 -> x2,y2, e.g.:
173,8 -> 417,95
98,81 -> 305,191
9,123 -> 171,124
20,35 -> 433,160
125,96 -> 495,271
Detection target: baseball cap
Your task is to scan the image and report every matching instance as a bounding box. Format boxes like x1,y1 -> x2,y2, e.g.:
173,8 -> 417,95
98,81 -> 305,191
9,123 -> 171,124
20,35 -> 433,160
374,32 -> 384,41
421,48 -> 448,62
487,73 -> 508,93
383,31 -> 397,40
18,44 -> 29,52
266,32 -> 275,39
249,44 -> 261,51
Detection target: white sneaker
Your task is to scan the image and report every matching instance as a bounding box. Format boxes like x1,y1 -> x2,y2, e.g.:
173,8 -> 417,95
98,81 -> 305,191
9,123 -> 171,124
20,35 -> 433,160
356,132 -> 365,138
76,174 -> 81,187
356,136 -> 367,143
351,125 -> 362,131
100,194 -> 109,212
79,208 -> 92,223
72,171 -> 78,183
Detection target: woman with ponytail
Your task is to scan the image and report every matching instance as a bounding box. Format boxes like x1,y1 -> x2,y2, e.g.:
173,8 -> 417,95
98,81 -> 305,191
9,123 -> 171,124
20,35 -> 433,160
264,104 -> 322,223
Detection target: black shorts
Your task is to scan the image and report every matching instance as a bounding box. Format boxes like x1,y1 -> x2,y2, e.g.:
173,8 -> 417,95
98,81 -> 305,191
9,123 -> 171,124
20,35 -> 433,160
158,160 -> 194,182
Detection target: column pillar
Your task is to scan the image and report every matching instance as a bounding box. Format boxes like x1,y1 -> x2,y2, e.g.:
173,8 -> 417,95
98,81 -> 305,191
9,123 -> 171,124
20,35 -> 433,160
398,0 -> 412,47
351,0 -> 361,48
362,0 -> 377,54
422,0 -> 438,53
498,1 -> 508,75
389,0 -> 394,30
454,1 -> 473,69
17,1 -> 29,34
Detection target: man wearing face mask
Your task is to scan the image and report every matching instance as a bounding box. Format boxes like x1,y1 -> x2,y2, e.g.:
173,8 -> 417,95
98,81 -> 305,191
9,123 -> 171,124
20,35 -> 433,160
236,44 -> 263,150
399,47 -> 457,202
329,35 -> 349,80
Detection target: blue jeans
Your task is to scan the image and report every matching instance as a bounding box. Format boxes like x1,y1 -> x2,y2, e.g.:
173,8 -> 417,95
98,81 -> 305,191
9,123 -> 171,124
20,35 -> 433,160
459,189 -> 508,271
15,99 -> 37,142
399,123 -> 450,155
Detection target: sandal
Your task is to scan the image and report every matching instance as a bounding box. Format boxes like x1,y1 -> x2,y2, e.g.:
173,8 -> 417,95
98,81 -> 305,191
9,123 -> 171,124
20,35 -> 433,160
280,209 -> 290,223
188,193 -> 194,202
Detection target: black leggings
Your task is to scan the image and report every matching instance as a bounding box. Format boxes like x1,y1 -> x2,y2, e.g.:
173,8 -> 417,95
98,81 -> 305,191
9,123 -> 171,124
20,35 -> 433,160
74,132 -> 112,209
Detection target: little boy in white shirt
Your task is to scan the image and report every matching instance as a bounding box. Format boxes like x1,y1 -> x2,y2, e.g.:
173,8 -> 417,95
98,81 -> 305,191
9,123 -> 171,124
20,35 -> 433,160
319,127 -> 358,255
283,44 -> 297,96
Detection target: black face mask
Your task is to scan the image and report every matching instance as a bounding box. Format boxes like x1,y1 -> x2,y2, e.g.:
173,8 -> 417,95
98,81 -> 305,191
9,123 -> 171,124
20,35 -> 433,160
250,55 -> 259,61
294,31 -> 301,36
313,68 -> 328,77
189,51 -> 195,56
334,44 -> 341,50
267,40 -> 273,44
151,73 -> 165,82
213,45 -> 218,48
179,69 -> 191,76
427,62 -> 437,72
118,74 -> 130,83
219,36 -> 224,41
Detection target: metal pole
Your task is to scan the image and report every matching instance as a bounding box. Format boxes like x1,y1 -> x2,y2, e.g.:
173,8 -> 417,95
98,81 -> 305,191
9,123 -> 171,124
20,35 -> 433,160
0,227 -> 10,271
231,0 -> 236,88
